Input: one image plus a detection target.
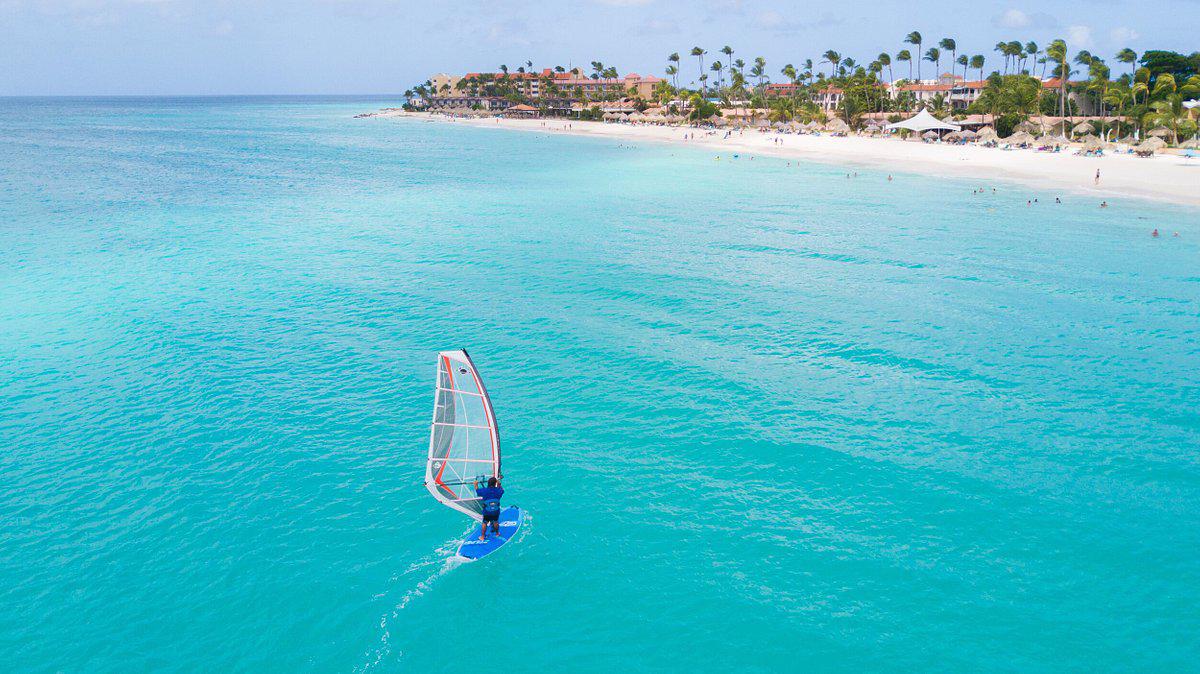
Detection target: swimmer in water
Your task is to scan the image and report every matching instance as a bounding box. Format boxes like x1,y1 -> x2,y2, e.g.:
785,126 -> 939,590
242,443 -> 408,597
1152,228 -> 1159,237
1100,201 -> 1108,208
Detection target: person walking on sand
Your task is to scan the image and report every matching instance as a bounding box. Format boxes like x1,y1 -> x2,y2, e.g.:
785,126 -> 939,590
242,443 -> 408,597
1095,169 -> 1101,185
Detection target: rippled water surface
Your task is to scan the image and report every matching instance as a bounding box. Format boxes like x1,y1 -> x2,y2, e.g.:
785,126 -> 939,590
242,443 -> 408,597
2,98 -> 1199,672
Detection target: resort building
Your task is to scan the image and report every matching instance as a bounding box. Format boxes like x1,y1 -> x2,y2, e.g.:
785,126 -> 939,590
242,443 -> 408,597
812,86 -> 845,112
430,73 -> 461,96
891,73 -> 962,107
887,73 -> 1098,114
763,83 -> 801,99
432,68 -> 664,104
423,95 -> 511,111
764,83 -> 845,112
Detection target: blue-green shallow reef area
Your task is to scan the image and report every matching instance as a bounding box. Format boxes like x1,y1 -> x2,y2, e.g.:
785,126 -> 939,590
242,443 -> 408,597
1,97 -> 1197,672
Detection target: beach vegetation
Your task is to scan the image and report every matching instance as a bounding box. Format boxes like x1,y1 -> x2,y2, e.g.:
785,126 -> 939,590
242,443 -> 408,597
414,31 -> 1200,145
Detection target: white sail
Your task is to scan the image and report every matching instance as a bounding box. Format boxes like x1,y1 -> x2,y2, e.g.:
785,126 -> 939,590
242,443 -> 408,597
425,350 -> 501,521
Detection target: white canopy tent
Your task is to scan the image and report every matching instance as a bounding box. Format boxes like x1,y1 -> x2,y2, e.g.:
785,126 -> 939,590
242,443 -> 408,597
884,108 -> 961,133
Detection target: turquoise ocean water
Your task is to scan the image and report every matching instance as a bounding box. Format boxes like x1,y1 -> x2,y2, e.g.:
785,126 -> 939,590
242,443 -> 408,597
1,97 -> 1198,672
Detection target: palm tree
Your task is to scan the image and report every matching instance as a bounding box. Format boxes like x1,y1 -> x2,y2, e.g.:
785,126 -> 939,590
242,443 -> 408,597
691,47 -> 707,94
665,65 -> 679,89
842,57 -> 857,77
1046,39 -> 1069,117
970,54 -> 985,82
897,50 -> 913,80
1005,41 -> 1022,72
710,61 -> 724,89
925,47 -> 941,78
994,42 -> 1009,74
729,68 -> 746,95
589,61 -> 604,79
500,64 -> 509,76
721,45 -> 734,71
1087,58 -> 1112,124
668,52 -> 681,87
1024,42 -> 1040,75
956,55 -> 968,81
1116,48 -> 1138,82
822,50 -> 842,79
781,63 -> 797,86
905,32 -> 924,80
878,52 -> 894,84
940,38 -> 957,78
752,57 -> 767,87
1104,84 -> 1131,138
1132,68 -> 1150,107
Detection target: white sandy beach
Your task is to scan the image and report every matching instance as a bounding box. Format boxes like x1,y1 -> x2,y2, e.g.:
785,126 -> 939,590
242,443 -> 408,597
384,111 -> 1200,207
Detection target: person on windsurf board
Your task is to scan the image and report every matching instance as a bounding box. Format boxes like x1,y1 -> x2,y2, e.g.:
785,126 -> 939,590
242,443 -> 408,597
473,477 -> 504,540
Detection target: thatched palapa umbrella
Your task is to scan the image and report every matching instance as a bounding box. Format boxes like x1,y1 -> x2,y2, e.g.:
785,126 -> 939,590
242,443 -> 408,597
825,118 -> 850,133
1080,134 -> 1107,151
1136,139 -> 1160,155
1004,131 -> 1036,145
976,127 -> 999,142
1072,121 -> 1095,136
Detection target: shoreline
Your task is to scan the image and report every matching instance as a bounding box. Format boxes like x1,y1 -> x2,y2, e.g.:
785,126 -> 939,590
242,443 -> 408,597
380,110 -> 1200,208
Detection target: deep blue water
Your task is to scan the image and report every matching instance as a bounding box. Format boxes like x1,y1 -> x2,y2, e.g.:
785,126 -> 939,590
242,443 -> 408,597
1,97 -> 1198,672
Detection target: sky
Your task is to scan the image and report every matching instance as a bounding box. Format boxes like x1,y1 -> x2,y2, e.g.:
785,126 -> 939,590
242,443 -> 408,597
1,0 -> 1196,96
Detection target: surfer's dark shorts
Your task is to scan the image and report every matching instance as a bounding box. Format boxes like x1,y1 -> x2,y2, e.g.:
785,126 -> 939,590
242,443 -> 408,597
482,511 -> 500,523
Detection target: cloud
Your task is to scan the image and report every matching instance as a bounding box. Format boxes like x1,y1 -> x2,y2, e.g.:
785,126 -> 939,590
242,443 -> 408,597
755,9 -> 841,34
997,8 -> 1030,28
1066,24 -> 1092,48
991,8 -> 1060,31
1110,26 -> 1139,44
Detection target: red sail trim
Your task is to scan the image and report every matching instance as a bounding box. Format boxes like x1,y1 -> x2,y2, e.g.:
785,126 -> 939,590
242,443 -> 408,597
434,355 -> 456,496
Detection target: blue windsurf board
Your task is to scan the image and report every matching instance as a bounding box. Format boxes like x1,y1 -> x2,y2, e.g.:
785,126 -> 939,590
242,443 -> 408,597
456,506 -> 523,561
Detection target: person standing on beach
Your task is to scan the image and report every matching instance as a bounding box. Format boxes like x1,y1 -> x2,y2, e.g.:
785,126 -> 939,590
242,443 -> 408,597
1095,169 -> 1101,185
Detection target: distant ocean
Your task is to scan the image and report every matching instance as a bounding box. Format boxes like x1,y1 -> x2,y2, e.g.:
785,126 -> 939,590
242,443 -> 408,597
1,97 -> 1198,672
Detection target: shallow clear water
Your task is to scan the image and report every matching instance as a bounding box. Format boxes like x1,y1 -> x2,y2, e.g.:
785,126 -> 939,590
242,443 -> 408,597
1,97 -> 1198,672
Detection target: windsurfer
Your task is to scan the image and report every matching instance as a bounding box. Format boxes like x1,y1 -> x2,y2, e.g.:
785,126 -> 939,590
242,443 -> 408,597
474,477 -> 504,540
